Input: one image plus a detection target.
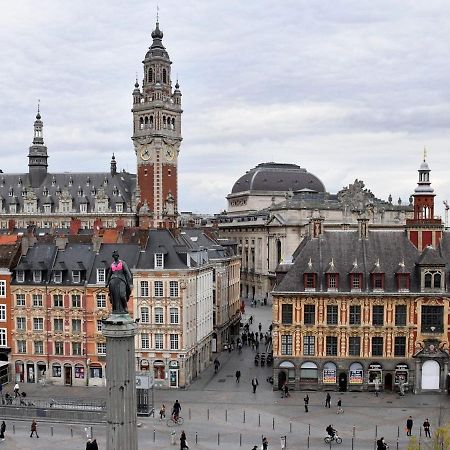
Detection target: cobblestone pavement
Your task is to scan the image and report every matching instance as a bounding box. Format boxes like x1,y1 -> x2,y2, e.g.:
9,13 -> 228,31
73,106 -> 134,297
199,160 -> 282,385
1,299 -> 449,449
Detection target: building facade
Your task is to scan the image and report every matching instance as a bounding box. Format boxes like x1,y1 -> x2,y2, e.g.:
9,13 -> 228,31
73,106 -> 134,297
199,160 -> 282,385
272,159 -> 449,394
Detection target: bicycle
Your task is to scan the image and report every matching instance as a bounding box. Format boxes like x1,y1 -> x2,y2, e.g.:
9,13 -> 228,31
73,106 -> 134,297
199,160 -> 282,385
336,407 -> 344,414
324,434 -> 342,444
166,415 -> 184,426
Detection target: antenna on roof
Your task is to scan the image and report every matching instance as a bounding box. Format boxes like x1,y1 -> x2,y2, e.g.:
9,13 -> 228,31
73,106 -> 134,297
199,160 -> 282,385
156,4 -> 159,22
423,146 -> 427,162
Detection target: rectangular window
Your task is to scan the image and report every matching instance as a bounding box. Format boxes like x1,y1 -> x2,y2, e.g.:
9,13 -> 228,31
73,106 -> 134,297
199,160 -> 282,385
140,281 -> 149,297
33,270 -> 42,283
328,273 -> 337,289
327,304 -> 338,325
154,281 -> 163,297
349,305 -> 361,325
53,271 -> 62,283
155,307 -> 164,324
80,203 -> 87,213
54,341 -> 64,355
116,203 -> 123,213
281,335 -> 293,355
96,293 -> 106,308
97,342 -> 106,355
97,320 -> 103,332
169,281 -> 179,297
394,336 -> 406,357
421,305 -> 444,332
54,318 -> 64,332
33,317 -> 44,331
372,305 -> 384,326
75,366 -> 84,379
17,340 -> 26,353
43,204 -> 51,213
16,271 -> 25,283
372,337 -> 384,356
326,336 -> 338,356
303,335 -> 315,356
52,364 -> 62,377
32,294 -> 43,307
16,317 -> 26,331
0,329 -> 6,347
395,305 -> 407,326
97,268 -> 106,284
155,333 -> 163,350
53,294 -> 63,308
141,307 -> 149,323
72,271 -> 81,283
141,333 -> 150,349
170,334 -> 179,350
71,294 -> 81,308
349,336 -> 361,356
281,303 -> 293,325
304,305 -> 315,325
72,319 -> 82,333
0,281 -> 5,297
170,307 -> 179,324
373,274 -> 384,289
72,342 -> 82,355
34,341 -> 44,354
16,293 -> 25,306
155,253 -> 164,269
305,273 -> 315,289
351,274 -> 361,290
0,305 -> 6,322
398,274 -> 410,291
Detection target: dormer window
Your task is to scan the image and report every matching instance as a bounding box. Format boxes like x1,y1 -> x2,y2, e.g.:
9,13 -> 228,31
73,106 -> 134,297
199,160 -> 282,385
72,270 -> 81,283
77,187 -> 83,196
326,273 -> 339,291
371,273 -> 384,291
53,271 -> 62,283
397,273 -> 410,291
16,271 -> 24,283
103,177 -> 108,186
303,273 -> 316,291
422,270 -> 444,291
97,268 -> 106,284
155,253 -> 164,269
68,177 -> 73,186
350,274 -> 362,291
116,203 -> 123,213
43,187 -> 49,196
33,270 -> 42,283
8,188 -> 13,197
52,177 -> 56,186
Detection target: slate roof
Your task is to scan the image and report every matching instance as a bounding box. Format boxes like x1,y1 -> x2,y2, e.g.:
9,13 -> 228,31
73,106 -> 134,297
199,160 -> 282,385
13,243 -> 58,284
51,243 -> 95,285
275,230 -> 428,293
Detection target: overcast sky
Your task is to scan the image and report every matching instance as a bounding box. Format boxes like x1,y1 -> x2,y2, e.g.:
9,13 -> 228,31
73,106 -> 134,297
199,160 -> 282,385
2,1 -> 450,216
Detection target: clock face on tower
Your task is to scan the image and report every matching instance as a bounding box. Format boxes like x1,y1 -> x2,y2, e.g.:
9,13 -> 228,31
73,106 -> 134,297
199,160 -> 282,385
140,147 -> 151,161
165,147 -> 175,161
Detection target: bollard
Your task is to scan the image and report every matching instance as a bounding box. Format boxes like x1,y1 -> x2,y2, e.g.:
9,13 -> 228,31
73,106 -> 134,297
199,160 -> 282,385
289,422 -> 292,433
71,428 -> 73,438
396,438 -> 399,450
397,425 -> 400,438
218,432 -> 220,446
153,428 -> 156,442
207,408 -> 210,420
12,423 -> 15,434
419,427 -> 422,438
51,426 -> 54,436
307,436 -> 310,449
351,437 -> 354,450
240,433 -> 242,447
90,426 -> 93,439
225,409 -> 227,422
329,439 -> 332,450
258,414 -> 261,427
243,410 -> 246,423
195,432 -> 198,444
352,426 -> 356,438
273,417 -> 275,430
189,408 -> 191,420
308,424 -> 311,436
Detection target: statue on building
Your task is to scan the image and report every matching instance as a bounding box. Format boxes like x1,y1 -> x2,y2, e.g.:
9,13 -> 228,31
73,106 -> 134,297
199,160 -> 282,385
106,250 -> 133,314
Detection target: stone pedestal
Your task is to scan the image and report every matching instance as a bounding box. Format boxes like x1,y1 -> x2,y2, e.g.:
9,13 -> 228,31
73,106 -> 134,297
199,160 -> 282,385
103,314 -> 138,450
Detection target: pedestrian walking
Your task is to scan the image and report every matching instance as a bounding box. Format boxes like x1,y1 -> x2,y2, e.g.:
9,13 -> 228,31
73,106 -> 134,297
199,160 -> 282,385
91,438 -> 99,450
180,430 -> 189,449
30,419 -> 39,438
262,436 -> 268,450
336,398 -> 343,414
258,322 -> 262,333
304,394 -> 309,412
0,420 -> 5,439
159,404 -> 166,420
13,383 -> 19,398
214,358 -> 220,373
406,416 -> 413,436
249,315 -> 253,324
251,377 -> 259,394
236,370 -> 241,383
325,392 -> 331,408
423,418 -> 431,438
283,382 -> 289,398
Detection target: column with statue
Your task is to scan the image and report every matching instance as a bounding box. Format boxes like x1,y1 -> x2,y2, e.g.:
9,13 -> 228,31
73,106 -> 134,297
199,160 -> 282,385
102,250 -> 138,450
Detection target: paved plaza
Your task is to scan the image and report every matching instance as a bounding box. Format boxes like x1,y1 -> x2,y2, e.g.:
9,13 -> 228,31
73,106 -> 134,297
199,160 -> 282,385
0,300 -> 448,449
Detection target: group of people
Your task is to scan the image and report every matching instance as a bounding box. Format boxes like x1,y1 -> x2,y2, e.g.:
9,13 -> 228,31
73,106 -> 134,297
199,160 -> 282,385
251,436 -> 268,450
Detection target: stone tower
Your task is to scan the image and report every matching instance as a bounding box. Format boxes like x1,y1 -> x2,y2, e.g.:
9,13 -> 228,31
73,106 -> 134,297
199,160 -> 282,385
131,21 -> 182,229
28,106 -> 48,188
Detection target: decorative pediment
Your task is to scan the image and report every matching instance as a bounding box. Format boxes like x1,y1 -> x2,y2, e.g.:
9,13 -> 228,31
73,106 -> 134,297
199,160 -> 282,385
337,179 -> 376,213
414,339 -> 449,359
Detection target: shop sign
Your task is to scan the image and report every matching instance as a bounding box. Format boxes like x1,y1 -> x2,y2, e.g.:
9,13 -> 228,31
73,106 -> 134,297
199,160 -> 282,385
169,360 -> 179,369
323,369 -> 336,384
349,369 -> 363,384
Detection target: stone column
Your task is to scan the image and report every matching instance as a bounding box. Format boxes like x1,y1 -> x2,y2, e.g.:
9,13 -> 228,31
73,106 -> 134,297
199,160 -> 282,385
103,315 -> 138,450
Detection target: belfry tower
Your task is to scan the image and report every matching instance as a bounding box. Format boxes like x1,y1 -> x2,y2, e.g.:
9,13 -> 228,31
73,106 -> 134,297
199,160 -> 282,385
406,153 -> 443,250
28,106 -> 48,188
131,20 -> 182,229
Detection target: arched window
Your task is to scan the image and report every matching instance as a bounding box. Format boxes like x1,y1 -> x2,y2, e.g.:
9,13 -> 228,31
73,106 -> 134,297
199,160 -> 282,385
424,273 -> 432,288
149,68 -> 153,83
433,272 -> 441,288
172,118 -> 175,131
276,240 -> 282,265
162,69 -> 167,83
139,117 -> 144,130
150,116 -> 154,128
144,116 -> 148,129
163,116 -> 166,128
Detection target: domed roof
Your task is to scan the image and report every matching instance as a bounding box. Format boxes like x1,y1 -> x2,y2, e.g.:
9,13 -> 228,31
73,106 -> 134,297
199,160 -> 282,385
231,162 -> 325,194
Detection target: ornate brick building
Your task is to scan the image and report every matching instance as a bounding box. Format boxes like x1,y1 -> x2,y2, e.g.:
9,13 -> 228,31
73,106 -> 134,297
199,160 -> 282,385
272,158 -> 449,394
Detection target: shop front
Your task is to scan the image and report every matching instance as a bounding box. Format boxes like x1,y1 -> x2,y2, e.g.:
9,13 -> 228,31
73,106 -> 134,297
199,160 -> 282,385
322,362 -> 337,389
348,362 -> 363,390
169,360 -> 179,388
394,363 -> 409,392
300,361 -> 318,389
368,363 -> 383,391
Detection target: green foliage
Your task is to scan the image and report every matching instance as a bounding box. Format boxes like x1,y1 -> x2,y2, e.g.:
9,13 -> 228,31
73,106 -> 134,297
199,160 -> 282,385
407,423 -> 450,450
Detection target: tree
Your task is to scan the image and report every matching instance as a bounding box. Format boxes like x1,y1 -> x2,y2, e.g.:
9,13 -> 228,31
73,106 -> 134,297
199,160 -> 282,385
407,424 -> 450,450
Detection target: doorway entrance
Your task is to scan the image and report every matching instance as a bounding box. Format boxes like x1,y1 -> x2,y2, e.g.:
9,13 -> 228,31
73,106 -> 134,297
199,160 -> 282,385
385,373 -> 393,390
278,371 -> 287,390
338,372 -> 347,392
64,365 -> 72,385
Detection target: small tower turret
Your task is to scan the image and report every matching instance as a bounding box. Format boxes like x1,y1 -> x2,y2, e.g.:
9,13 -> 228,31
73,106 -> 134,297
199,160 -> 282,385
110,154 -> 117,176
28,104 -> 48,188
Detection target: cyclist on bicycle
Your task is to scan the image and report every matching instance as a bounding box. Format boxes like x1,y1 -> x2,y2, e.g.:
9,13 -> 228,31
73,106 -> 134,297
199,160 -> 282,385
326,424 -> 337,438
377,437 -> 388,450
172,399 -> 181,421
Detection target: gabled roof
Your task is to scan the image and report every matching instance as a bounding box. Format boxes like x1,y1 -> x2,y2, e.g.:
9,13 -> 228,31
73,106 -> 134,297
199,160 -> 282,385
417,246 -> 446,266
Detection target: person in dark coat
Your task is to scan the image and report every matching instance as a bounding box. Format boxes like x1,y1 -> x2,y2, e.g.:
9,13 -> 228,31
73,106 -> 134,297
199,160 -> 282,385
251,377 -> 259,394
180,430 -> 188,449
236,370 -> 241,383
423,418 -> 431,438
30,419 -> 39,438
325,392 -> 331,408
0,420 -> 5,439
304,394 -> 309,412
406,416 -> 413,436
